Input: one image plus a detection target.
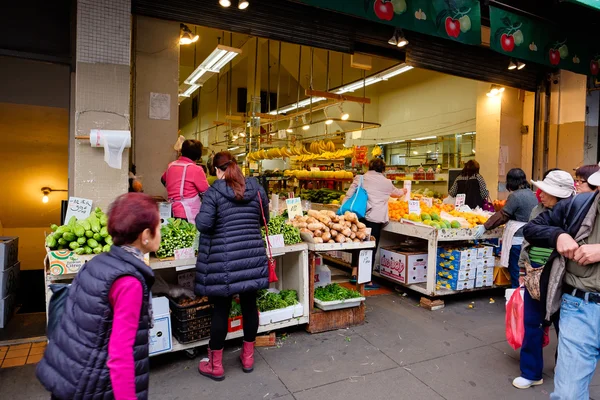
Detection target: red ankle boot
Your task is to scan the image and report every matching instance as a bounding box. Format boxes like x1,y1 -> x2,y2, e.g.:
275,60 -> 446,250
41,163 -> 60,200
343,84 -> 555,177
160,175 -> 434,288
199,348 -> 225,381
240,341 -> 255,373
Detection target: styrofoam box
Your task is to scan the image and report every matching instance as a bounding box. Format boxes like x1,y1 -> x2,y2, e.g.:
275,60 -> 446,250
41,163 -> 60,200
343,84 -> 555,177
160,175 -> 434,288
476,267 -> 495,277
0,292 -> 16,329
315,264 -> 332,288
0,262 -> 19,298
476,275 -> 494,288
314,297 -> 365,311
0,237 -> 18,270
380,247 -> 427,284
149,296 -> 172,356
457,269 -> 477,281
259,303 -> 304,325
476,246 -> 494,259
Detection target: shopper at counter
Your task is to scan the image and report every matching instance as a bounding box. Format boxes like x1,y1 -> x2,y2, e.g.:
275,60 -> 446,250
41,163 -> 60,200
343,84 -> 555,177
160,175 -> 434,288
37,193 -> 160,400
161,139 -> 209,222
195,151 -> 269,381
344,158 -> 406,287
448,160 -> 490,209
474,168 -> 538,287
513,170 -> 574,390
575,164 -> 600,194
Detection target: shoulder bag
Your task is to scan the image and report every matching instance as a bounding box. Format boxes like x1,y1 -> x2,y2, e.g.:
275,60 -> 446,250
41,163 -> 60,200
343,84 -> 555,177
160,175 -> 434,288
337,175 -> 368,218
258,192 -> 278,283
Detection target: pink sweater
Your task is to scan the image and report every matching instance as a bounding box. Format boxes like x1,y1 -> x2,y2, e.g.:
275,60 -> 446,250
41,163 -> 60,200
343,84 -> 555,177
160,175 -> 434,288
107,276 -> 143,400
162,157 -> 209,219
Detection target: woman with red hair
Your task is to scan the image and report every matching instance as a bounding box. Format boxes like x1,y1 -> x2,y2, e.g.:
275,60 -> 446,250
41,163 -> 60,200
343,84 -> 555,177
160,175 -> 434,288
37,193 -> 161,400
195,151 -> 269,381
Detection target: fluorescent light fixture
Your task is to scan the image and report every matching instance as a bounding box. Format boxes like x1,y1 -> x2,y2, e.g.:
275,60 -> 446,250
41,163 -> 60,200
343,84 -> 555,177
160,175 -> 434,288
268,97 -> 326,115
413,136 -> 437,141
238,0 -> 249,9
381,65 -> 413,80
463,132 -> 475,136
412,151 -> 418,155
179,84 -> 200,98
233,135 -> 239,140
302,125 -> 310,131
427,150 -> 432,153
377,139 -> 405,145
184,45 -> 242,86
228,146 -> 240,151
238,153 -> 247,157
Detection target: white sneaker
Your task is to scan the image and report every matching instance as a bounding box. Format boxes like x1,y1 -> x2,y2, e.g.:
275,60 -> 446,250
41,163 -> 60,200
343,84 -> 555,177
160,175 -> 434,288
512,376 -> 543,389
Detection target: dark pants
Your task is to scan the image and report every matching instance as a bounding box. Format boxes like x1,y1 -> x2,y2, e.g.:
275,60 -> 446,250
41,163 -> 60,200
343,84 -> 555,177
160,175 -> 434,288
520,288 -> 560,381
361,219 -> 383,269
208,291 -> 259,350
509,245 -> 522,288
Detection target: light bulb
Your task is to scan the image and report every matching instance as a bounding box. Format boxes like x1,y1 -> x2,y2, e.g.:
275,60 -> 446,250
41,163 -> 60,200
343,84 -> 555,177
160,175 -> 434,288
192,35 -> 199,43
508,60 -> 517,70
238,0 -> 249,9
397,38 -> 408,48
179,37 -> 193,45
412,151 -> 418,155
517,61 -> 526,70
42,195 -> 49,204
286,128 -> 293,133
302,125 -> 310,131
325,119 -> 333,125
341,113 -> 349,121
219,0 -> 231,7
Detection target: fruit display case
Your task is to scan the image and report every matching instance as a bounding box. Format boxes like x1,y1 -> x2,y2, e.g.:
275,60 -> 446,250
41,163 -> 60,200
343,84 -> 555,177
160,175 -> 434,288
43,243 -> 311,357
377,221 -> 504,299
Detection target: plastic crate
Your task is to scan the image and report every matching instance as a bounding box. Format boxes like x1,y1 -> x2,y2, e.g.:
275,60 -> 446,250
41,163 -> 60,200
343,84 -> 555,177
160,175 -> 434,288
173,326 -> 211,344
169,297 -> 211,321
172,315 -> 212,333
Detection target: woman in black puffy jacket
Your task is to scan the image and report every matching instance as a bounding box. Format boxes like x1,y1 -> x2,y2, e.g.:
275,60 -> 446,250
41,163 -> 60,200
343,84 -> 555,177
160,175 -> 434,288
195,151 -> 269,381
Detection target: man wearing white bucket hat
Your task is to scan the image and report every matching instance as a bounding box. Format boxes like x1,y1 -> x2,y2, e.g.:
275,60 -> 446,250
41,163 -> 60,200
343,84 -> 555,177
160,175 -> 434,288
524,168 -> 600,399
512,170 -> 574,390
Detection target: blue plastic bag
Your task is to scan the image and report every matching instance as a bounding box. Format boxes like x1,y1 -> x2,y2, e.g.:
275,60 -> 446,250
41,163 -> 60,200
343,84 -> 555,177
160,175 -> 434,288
338,175 -> 368,219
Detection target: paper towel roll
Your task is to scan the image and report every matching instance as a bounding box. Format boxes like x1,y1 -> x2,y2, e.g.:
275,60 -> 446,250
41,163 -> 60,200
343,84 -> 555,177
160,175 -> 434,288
89,129 -> 131,169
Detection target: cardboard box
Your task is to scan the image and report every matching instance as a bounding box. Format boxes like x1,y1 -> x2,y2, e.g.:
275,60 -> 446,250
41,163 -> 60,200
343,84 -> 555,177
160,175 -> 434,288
0,237 -> 18,270
380,247 -> 427,284
475,257 -> 496,269
46,250 -> 94,276
315,264 -> 332,288
0,262 -> 19,298
0,292 -> 16,328
476,266 -> 495,277
437,268 -> 476,282
438,247 -> 476,262
436,278 -> 475,291
476,275 -> 494,288
476,246 -> 494,259
149,296 -> 172,356
437,258 -> 475,271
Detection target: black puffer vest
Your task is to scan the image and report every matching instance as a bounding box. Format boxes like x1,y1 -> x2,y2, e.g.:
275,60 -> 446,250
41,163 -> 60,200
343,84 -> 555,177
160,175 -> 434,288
36,246 -> 155,399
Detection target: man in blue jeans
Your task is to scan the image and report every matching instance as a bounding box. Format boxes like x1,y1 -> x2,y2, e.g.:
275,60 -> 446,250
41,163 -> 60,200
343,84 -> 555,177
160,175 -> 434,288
524,171 -> 600,400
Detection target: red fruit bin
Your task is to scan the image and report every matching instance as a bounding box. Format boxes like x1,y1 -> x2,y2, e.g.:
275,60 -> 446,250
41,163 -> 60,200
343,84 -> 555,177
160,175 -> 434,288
228,316 -> 243,333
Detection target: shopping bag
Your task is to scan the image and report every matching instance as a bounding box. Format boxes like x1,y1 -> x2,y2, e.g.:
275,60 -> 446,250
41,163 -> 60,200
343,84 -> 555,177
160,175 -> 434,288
258,192 -> 278,283
338,175 -> 368,219
506,287 -> 525,350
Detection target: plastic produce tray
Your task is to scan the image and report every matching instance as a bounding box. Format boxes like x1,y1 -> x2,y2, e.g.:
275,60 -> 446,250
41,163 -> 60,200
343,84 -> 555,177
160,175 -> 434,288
169,297 -> 211,321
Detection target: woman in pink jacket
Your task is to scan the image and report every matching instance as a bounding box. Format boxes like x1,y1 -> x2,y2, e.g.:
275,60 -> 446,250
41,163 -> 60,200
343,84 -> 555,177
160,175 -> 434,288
344,158 -> 405,288
161,139 -> 210,222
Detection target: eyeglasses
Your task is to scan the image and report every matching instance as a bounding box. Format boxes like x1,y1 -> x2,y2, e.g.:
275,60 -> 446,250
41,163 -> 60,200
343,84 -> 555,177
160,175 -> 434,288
575,179 -> 587,185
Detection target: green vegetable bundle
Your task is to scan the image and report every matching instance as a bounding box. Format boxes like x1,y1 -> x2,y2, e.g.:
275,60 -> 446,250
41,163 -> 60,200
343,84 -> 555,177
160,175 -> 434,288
45,207 -> 112,255
260,215 -> 302,245
256,289 -> 298,312
229,299 -> 242,318
314,284 -> 362,302
299,189 -> 345,204
156,218 -> 197,258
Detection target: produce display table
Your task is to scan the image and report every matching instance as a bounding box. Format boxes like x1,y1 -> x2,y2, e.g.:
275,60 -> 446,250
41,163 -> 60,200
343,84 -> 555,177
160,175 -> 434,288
378,221 -> 504,302
43,243 -> 310,357
306,240 -> 375,334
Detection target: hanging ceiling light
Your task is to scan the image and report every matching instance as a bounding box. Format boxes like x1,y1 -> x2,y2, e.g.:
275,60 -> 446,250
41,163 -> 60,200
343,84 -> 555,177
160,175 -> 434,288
219,0 -> 231,7
286,119 -> 294,133
238,0 -> 249,9
508,60 -> 517,70
388,32 -> 398,46
179,24 -> 199,45
339,104 -> 349,120
517,61 -> 526,70
325,119 -> 334,125
302,115 -> 310,130
486,84 -> 505,97
396,29 -> 409,48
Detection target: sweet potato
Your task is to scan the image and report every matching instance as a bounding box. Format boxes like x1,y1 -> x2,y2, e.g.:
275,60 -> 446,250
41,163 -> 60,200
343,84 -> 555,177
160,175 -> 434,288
321,232 -> 332,241
330,230 -> 338,237
344,211 -> 358,223
335,235 -> 346,243
341,228 -> 352,237
356,222 -> 366,230
313,237 -> 324,243
351,224 -> 358,232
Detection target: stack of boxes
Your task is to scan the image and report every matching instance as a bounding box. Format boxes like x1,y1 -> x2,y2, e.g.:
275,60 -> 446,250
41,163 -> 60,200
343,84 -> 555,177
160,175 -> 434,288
0,237 -> 19,329
436,244 -> 495,291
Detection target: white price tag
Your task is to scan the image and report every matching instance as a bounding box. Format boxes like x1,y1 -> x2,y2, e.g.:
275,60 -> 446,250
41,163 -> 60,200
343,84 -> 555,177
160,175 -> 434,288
408,200 -> 421,215
177,271 -> 195,290
158,202 -> 172,226
268,234 -> 285,249
403,180 -> 412,202
286,197 -> 303,220
423,197 -> 433,207
65,197 -> 93,222
357,250 -> 373,284
455,194 -> 466,207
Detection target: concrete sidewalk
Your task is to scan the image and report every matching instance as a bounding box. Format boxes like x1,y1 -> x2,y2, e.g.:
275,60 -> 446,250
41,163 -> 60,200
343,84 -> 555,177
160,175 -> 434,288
2,291 -> 599,400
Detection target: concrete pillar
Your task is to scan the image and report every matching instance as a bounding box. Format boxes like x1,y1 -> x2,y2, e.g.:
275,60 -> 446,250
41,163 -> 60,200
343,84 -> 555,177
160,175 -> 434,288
71,0 -> 131,209
475,82 -> 501,200
133,16 -> 180,198
584,90 -> 599,165
548,70 -> 587,171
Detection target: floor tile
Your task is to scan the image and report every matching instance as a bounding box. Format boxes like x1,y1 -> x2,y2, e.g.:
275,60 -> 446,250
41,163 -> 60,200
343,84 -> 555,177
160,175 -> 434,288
1,357 -> 27,368
294,367 -> 444,400
26,354 -> 43,364
6,349 -> 29,359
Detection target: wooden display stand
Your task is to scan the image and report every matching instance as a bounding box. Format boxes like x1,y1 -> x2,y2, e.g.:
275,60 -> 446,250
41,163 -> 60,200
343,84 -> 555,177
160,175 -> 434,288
305,241 -> 374,334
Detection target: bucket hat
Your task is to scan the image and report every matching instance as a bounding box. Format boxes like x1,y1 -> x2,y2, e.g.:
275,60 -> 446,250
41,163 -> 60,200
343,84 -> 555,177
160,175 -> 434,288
531,170 -> 575,199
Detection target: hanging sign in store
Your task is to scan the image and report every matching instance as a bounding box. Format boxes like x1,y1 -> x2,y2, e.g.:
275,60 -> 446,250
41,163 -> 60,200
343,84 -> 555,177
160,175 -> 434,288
455,194 -> 466,207
408,200 -> 421,215
489,6 -> 594,76
65,197 -> 93,222
297,0 -> 481,45
563,0 -> 600,10
403,180 -> 412,201
286,197 -> 303,220
358,249 -> 373,284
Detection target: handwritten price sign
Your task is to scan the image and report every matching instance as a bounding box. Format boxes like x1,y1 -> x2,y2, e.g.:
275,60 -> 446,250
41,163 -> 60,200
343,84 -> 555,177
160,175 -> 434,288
286,197 -> 302,220
455,194 -> 466,207
65,197 -> 93,221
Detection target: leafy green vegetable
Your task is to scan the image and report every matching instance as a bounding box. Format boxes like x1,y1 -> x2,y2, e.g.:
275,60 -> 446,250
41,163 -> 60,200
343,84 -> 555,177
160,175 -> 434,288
256,289 -> 298,312
261,216 -> 302,245
229,299 -> 242,317
314,284 -> 362,302
156,218 -> 197,258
